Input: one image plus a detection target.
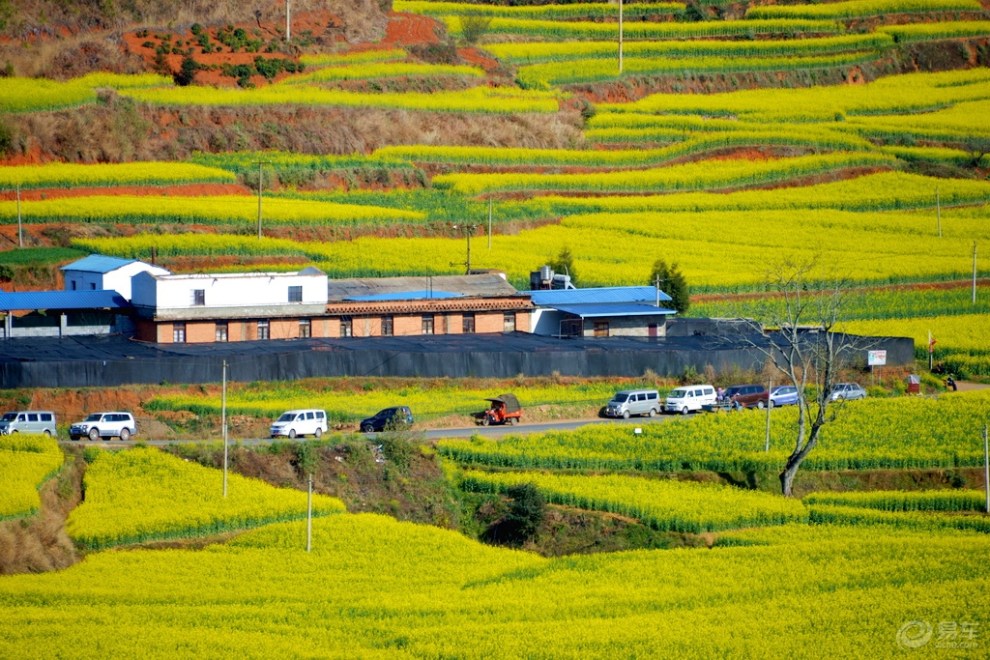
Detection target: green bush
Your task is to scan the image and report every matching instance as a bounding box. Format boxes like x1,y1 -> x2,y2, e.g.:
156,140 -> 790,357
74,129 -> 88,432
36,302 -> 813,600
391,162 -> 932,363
501,483 -> 546,545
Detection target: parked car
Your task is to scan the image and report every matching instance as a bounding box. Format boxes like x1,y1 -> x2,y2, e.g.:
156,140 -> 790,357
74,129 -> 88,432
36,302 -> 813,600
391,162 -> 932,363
603,389 -> 661,419
69,412 -> 136,441
769,386 -> 799,407
360,406 -> 414,433
664,385 -> 718,415
0,410 -> 57,436
270,409 -> 328,439
722,384 -> 769,409
830,382 -> 867,401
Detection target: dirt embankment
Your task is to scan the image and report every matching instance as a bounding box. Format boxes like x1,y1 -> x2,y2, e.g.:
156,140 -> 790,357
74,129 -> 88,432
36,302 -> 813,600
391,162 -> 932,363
0,450 -> 84,574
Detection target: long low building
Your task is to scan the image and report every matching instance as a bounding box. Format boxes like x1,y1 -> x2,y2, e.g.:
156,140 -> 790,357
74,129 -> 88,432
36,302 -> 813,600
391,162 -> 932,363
130,270 -> 534,343
4,256 -> 680,343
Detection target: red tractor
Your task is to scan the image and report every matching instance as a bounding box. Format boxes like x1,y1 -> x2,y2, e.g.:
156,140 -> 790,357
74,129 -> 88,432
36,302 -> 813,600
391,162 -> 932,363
478,393 -> 522,426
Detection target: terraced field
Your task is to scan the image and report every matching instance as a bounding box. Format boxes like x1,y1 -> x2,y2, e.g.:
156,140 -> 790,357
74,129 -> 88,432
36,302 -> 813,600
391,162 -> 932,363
2,3 -> 990,652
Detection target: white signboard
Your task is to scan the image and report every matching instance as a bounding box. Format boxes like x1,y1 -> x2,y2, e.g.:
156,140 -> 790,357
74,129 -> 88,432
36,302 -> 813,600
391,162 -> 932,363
868,350 -> 887,366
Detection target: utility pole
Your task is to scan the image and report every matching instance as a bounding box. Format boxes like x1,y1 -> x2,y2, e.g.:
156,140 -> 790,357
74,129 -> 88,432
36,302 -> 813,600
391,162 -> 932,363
764,379 -> 772,452
257,161 -> 268,239
16,183 -> 23,248
452,224 -> 476,274
222,359 -> 228,498
286,0 -> 292,42
306,472 -> 313,552
984,425 -> 989,514
618,0 -> 624,74
466,227 -> 472,274
936,186 -> 941,238
973,242 -> 978,305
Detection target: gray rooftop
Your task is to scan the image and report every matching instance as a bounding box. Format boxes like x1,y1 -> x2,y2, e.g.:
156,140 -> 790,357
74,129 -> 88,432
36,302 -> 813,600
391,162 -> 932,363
328,273 -> 520,302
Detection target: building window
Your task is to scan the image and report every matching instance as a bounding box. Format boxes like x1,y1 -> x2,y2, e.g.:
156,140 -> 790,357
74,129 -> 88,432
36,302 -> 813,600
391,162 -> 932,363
288,286 -> 303,303
503,312 -> 516,333
594,321 -> 609,337
462,313 -> 475,334
193,289 -> 205,306
382,315 -> 394,336
258,320 -> 270,340
215,322 -> 228,342
173,322 -> 186,343
299,319 -> 311,338
70,280 -> 77,291
422,314 -> 435,335
90,283 -> 96,290
340,317 -> 352,338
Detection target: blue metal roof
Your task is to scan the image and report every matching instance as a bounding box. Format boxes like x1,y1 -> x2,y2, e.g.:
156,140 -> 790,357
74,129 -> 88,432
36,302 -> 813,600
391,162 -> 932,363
0,290 -> 130,311
528,286 -> 671,306
550,303 -> 676,318
60,255 -> 137,274
346,290 -> 464,302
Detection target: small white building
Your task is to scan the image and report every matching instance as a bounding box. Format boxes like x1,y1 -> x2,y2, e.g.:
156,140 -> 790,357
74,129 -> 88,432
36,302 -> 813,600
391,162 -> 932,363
131,267 -> 329,343
61,255 -> 169,301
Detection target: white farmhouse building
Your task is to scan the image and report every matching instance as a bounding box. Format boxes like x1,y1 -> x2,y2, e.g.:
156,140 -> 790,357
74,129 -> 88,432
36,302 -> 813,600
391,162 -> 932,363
131,267 -> 329,343
61,255 -> 169,301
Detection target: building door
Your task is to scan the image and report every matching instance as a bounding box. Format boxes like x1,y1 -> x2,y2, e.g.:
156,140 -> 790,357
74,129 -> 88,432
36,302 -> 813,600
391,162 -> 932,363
648,323 -> 658,338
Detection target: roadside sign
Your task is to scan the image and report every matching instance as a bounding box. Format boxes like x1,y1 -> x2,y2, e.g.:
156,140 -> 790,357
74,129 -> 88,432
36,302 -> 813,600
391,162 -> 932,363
868,350 -> 887,366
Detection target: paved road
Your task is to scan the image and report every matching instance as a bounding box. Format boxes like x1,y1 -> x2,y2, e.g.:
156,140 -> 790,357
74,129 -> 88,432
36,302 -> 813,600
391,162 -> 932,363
60,413 -> 681,448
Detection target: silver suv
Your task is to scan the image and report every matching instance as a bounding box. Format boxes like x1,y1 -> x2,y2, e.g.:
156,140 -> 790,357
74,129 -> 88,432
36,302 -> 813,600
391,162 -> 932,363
69,412 -> 137,441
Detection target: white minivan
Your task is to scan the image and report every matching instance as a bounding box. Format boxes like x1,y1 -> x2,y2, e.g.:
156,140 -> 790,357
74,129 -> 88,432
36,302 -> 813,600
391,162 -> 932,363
604,389 -> 661,418
0,411 -> 57,436
270,409 -> 329,439
664,385 -> 718,415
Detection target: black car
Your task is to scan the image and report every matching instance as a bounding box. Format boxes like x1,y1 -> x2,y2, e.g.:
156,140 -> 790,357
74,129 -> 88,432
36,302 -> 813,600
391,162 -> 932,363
360,406 -> 414,433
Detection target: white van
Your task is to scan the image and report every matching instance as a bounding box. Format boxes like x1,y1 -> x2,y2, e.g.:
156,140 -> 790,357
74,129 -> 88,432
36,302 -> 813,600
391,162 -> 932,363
664,385 -> 718,415
0,411 -> 57,436
604,389 -> 661,418
270,409 -> 328,439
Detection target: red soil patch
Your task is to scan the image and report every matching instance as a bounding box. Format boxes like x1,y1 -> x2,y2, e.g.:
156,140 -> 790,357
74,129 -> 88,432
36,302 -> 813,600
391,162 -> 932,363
381,12 -> 443,47
458,46 -> 501,73
0,183 -> 252,202
120,10 -> 346,88
117,10 -> 443,87
0,144 -> 46,167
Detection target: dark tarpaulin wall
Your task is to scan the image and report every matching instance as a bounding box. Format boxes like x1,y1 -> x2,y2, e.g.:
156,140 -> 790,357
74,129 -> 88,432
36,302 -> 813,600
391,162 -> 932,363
0,333 -> 915,388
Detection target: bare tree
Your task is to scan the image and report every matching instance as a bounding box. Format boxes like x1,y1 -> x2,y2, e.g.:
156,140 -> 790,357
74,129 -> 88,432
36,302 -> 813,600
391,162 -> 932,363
733,258 -> 870,496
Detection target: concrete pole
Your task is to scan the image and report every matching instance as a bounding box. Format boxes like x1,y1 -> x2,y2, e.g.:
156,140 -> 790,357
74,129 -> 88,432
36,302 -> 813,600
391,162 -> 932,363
306,473 -> 313,552
466,228 -> 472,274
257,162 -> 263,239
936,186 -> 941,238
16,183 -> 23,248
983,425 -> 988,514
618,0 -> 624,74
973,242 -> 978,305
222,359 -> 228,498
764,380 -> 772,452
286,0 -> 292,42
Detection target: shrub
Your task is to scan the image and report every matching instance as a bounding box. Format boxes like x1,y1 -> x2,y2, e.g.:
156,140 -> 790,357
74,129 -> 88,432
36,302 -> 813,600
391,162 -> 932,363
0,119 -> 11,155
173,56 -> 198,87
460,14 -> 492,45
500,483 -> 545,545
